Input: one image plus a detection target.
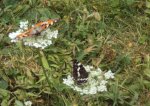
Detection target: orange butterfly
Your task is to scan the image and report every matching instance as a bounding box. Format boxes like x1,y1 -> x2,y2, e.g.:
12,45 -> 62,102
16,19 -> 59,39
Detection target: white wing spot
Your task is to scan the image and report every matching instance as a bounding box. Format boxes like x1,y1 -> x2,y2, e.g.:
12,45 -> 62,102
50,22 -> 53,25
77,63 -> 81,66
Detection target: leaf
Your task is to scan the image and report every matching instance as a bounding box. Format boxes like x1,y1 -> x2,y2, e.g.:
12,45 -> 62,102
28,0 -> 37,6
0,88 -> 9,97
0,11 -> 13,24
13,5 -> 30,17
54,83 -> 69,91
77,51 -> 86,61
16,41 -> 24,52
39,50 -> 51,70
84,45 -> 96,53
116,54 -> 131,67
94,12 -> 101,21
143,80 -> 150,89
1,99 -> 9,106
144,68 -> 150,78
0,88 -> 9,106
20,5 -> 30,16
129,91 -> 139,105
13,5 -> 24,14
138,35 -> 148,44
0,80 -> 8,89
110,0 -> 119,7
146,1 -> 150,8
37,8 -> 51,19
3,0 -> 19,6
145,9 -> 150,14
37,8 -> 60,19
15,100 -> 24,106
126,0 -> 135,5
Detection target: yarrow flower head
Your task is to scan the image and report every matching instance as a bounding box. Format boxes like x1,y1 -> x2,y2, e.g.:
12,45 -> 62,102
23,29 -> 58,49
8,20 -> 58,49
63,65 -> 115,95
24,101 -> 32,106
63,75 -> 74,86
104,70 -> 115,79
19,21 -> 28,30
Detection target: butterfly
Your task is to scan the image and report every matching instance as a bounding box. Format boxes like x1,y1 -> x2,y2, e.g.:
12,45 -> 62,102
16,19 -> 59,39
73,59 -> 89,85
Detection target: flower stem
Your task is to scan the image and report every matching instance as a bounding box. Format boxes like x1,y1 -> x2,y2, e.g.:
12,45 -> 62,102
38,49 -> 52,88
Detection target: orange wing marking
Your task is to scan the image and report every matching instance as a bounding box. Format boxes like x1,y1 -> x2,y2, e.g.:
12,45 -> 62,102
16,19 -> 59,39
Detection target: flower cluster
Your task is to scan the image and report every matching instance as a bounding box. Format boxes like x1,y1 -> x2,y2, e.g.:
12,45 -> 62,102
24,101 -> 32,106
8,21 -> 58,49
63,65 -> 115,95
23,29 -> 58,49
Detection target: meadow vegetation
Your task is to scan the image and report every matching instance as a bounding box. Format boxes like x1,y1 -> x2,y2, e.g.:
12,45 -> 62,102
0,0 -> 149,106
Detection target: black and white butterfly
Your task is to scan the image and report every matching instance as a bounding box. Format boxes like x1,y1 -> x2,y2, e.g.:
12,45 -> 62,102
73,59 -> 89,85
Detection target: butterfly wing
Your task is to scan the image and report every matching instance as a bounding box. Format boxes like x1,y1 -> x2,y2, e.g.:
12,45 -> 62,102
73,59 -> 89,85
16,19 -> 59,39
29,19 -> 59,35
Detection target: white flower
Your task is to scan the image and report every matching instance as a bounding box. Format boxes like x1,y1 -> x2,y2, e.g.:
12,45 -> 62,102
88,79 -> 97,86
49,30 -> 58,38
84,65 -> 93,72
20,21 -> 28,30
10,39 -> 18,43
96,68 -> 102,72
88,86 -> 97,94
81,88 -> 89,95
63,75 -> 74,86
8,32 -> 17,39
20,29 -> 58,49
24,101 -> 32,106
8,21 -> 27,41
104,70 -> 114,79
97,85 -> 107,92
100,80 -> 108,85
41,29 -> 58,39
8,29 -> 23,40
73,86 -> 82,92
90,70 -> 101,77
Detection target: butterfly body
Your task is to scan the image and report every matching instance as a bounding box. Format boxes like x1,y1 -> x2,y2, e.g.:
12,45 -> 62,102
16,19 -> 59,39
73,59 -> 89,85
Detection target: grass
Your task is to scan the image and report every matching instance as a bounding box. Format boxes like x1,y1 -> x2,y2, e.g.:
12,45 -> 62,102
0,0 -> 150,106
